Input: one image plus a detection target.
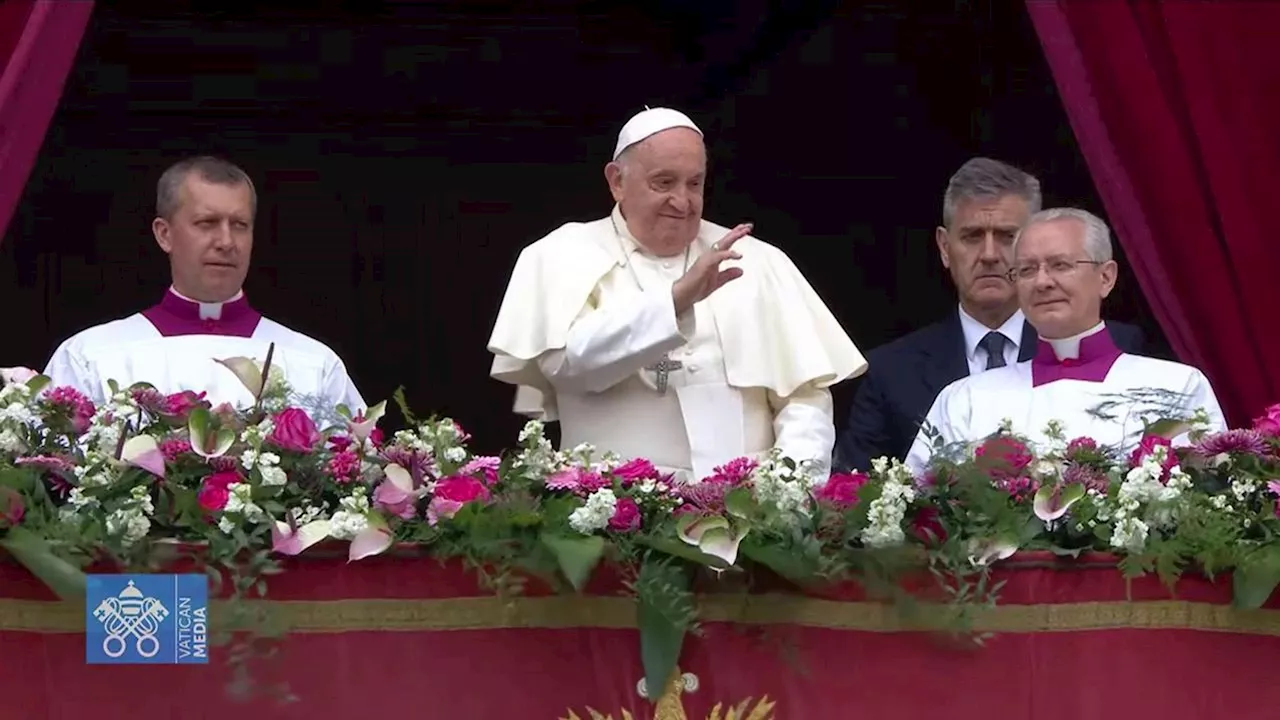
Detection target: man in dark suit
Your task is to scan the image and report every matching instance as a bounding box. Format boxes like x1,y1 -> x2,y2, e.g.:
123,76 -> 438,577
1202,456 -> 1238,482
834,158 -> 1144,472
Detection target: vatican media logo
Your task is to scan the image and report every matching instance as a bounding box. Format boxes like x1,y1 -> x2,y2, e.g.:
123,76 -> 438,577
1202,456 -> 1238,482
85,574 -> 209,664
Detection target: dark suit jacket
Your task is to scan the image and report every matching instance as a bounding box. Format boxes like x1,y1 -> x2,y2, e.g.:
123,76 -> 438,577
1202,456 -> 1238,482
833,314 -> 1146,472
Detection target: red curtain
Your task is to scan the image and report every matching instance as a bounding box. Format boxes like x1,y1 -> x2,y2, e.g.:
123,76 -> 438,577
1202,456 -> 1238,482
0,0 -> 94,244
1026,0 -> 1280,425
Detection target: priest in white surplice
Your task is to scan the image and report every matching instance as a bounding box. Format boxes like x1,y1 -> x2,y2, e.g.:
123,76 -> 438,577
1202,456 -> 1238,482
487,108 -> 866,480
43,156 -> 366,417
905,208 -> 1226,475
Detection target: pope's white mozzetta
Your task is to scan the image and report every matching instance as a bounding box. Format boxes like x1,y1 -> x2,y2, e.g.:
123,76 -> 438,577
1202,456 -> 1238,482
488,107 -> 866,480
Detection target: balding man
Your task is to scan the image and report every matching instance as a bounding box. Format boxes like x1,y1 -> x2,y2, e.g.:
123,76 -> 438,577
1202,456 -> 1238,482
43,156 -> 365,419
487,108 -> 866,481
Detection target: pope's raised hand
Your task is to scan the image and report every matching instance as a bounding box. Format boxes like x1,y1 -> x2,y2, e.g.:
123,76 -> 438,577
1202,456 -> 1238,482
672,223 -> 752,315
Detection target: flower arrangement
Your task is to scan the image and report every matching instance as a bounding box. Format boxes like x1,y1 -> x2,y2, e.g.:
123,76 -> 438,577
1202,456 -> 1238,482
3,358 -> 1280,704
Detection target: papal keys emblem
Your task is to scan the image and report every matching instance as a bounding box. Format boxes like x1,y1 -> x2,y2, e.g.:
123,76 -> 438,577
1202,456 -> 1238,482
92,580 -> 170,658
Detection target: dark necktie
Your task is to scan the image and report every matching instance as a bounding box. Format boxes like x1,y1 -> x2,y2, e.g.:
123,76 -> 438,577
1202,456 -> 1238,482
979,331 -> 1008,370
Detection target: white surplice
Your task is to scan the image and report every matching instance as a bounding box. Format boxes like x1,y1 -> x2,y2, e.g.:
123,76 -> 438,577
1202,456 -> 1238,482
488,205 -> 867,480
904,323 -> 1227,476
43,289 -> 366,418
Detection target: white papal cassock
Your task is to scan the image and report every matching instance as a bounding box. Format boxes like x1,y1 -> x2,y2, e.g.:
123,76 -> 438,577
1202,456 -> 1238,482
904,322 -> 1227,476
487,205 -> 867,481
43,289 -> 366,416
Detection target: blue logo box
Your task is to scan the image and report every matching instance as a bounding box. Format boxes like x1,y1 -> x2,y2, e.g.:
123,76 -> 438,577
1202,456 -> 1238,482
85,574 -> 209,664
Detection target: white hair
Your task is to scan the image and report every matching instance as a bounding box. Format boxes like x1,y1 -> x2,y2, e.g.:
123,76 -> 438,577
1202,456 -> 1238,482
1014,207 -> 1113,262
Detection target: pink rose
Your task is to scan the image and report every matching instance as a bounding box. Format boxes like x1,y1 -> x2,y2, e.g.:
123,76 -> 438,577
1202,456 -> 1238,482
163,390 -> 208,420
608,497 -> 642,532
1253,404 -> 1280,437
614,458 -> 660,484
197,471 -> 240,512
268,408 -> 321,453
975,436 -> 1033,477
815,471 -> 869,509
426,475 -> 491,525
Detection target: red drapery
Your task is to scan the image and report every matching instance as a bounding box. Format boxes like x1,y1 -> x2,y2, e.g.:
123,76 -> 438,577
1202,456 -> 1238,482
1026,0 -> 1280,425
3,552 -> 1280,718
0,0 -> 94,244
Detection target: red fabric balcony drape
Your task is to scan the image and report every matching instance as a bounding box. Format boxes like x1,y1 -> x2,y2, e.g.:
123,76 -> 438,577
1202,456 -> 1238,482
1027,0 -> 1280,424
0,0 -> 94,244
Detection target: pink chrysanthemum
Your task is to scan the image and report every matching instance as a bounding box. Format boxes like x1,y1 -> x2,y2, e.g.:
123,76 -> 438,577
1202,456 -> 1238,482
159,438 -> 193,462
706,457 -> 757,486
326,450 -> 361,484
458,456 -> 501,486
1193,429 -> 1270,458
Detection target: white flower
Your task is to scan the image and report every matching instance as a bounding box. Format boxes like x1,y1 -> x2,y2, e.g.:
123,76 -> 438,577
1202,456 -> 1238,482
568,488 -> 617,535
328,492 -> 371,540
444,446 -> 467,464
259,466 -> 288,487
860,458 -> 916,548
0,429 -> 25,453
222,483 -> 265,523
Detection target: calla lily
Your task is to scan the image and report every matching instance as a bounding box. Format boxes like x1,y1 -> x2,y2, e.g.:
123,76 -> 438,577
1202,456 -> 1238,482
1033,482 -> 1086,522
677,514 -> 748,566
1146,418 -> 1192,440
271,519 -> 332,556
187,408 -> 235,458
967,537 -> 1019,567
120,435 -> 166,478
215,356 -> 265,397
348,400 -> 387,443
349,513 -> 394,562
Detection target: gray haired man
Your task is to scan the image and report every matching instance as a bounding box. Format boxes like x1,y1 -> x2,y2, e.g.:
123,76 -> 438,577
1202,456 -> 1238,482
834,158 -> 1146,472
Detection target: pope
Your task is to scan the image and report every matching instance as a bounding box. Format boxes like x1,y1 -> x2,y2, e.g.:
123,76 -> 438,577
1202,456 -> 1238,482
42,156 -> 366,418
905,207 -> 1226,474
487,107 -> 867,480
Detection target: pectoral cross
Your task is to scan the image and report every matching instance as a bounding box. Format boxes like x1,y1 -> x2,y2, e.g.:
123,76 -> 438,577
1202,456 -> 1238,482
645,354 -> 683,395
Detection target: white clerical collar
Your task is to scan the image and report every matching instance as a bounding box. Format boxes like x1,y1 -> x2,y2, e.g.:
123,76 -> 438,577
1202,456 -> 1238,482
169,286 -> 244,320
1041,321 -> 1106,360
957,305 -> 1024,362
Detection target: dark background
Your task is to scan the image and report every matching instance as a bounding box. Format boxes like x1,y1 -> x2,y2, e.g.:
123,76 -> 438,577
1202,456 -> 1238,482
0,0 -> 1165,454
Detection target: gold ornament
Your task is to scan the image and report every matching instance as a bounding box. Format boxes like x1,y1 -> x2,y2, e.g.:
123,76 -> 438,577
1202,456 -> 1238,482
561,667 -> 776,720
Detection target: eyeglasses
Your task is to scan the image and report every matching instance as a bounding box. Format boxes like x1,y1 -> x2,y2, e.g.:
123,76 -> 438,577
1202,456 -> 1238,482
1008,259 -> 1101,282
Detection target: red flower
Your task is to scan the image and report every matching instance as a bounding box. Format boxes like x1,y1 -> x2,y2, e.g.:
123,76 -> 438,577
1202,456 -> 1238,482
268,408 -> 321,453
815,471 -> 869,509
614,458 -> 660,484
197,471 -> 241,512
163,390 -> 208,420
910,506 -> 947,545
1129,435 -> 1177,480
608,497 -> 642,532
974,436 -> 1033,477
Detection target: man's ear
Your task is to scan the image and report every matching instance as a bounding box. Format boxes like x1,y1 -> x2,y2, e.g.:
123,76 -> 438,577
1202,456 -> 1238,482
152,217 -> 173,253
1098,259 -> 1118,298
935,226 -> 951,269
604,162 -> 625,203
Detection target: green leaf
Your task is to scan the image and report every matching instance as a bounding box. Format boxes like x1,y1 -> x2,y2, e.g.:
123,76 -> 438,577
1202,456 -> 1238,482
723,487 -> 755,519
637,536 -> 731,570
25,374 -> 51,395
739,539 -> 817,585
539,533 -> 605,591
636,560 -> 689,706
1145,418 -> 1191,440
1233,546 -> 1280,609
0,526 -> 87,602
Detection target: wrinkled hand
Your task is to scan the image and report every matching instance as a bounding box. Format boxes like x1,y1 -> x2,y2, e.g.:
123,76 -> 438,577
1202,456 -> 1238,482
672,223 -> 752,315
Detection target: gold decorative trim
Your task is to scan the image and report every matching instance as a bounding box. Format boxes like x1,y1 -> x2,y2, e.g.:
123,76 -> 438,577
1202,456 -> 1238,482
3,593 -> 1280,635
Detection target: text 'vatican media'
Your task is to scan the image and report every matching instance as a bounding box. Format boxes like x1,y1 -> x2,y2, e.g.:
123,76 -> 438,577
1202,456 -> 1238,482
85,573 -> 209,664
